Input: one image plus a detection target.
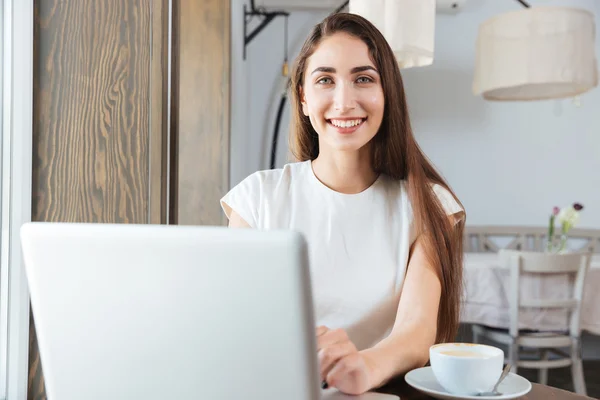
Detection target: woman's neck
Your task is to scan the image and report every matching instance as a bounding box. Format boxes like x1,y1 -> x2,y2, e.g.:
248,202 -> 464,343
311,150 -> 378,194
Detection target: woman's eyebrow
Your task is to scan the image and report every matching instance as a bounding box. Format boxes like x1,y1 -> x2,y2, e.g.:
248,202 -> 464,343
310,65 -> 379,75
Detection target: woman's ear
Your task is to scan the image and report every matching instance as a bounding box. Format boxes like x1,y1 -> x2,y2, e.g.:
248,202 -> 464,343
300,86 -> 309,116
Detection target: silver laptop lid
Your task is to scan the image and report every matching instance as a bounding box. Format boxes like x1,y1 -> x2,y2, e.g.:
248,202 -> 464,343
21,222 -> 319,400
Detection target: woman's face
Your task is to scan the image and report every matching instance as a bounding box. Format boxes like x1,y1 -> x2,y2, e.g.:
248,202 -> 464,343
301,32 -> 385,154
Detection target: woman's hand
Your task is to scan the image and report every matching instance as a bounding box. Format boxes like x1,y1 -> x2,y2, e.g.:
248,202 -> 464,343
316,326 -> 376,395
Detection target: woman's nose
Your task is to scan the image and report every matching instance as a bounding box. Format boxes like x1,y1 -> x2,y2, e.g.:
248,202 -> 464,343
333,82 -> 357,112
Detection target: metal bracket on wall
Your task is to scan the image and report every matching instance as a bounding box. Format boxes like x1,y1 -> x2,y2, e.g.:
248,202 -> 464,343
242,0 -> 349,60
243,0 -> 289,60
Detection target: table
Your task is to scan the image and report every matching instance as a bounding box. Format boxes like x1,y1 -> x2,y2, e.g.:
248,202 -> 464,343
376,377 -> 594,400
461,253 -> 600,335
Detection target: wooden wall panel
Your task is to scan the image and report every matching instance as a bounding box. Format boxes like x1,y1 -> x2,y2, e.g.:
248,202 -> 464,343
171,0 -> 230,226
151,0 -> 171,224
30,0 -> 168,398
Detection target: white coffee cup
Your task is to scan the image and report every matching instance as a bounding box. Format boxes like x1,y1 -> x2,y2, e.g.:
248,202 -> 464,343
429,343 -> 504,395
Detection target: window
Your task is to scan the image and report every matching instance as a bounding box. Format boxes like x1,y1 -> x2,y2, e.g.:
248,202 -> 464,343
1,1 -> 34,399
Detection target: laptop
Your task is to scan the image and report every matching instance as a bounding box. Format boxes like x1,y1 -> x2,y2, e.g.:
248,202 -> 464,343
20,222 -> 398,400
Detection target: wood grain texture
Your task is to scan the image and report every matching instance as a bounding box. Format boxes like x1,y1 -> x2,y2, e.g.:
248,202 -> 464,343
150,0 -> 170,224
172,0 -> 230,226
27,312 -> 45,400
31,0 -> 167,398
33,0 -> 153,225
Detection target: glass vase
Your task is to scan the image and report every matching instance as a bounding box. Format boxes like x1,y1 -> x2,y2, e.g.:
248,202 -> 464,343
557,233 -> 569,253
547,234 -> 569,254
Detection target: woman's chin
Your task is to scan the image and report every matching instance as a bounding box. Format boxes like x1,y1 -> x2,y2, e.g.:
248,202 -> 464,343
323,136 -> 373,153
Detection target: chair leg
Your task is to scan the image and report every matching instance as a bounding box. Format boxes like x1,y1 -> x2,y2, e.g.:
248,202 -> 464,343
571,339 -> 587,396
538,350 -> 548,385
572,359 -> 587,396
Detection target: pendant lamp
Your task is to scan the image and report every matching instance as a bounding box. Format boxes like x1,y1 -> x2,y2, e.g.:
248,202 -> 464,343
473,7 -> 598,101
349,0 -> 436,69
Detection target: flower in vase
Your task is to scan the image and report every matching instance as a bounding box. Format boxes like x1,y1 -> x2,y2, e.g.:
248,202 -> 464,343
553,206 -> 560,215
547,202 -> 584,253
547,206 -> 560,243
557,203 -> 584,233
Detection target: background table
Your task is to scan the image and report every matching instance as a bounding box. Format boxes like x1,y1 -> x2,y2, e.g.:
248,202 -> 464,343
461,253 -> 600,334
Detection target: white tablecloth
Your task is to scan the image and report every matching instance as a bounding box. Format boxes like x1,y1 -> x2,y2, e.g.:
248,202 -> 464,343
461,253 -> 600,335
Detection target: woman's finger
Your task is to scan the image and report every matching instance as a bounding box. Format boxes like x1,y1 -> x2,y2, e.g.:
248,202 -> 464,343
315,325 -> 329,337
325,353 -> 369,395
318,341 -> 356,381
316,328 -> 349,350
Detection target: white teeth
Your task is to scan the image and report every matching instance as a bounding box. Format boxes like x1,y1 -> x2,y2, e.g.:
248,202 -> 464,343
330,119 -> 363,128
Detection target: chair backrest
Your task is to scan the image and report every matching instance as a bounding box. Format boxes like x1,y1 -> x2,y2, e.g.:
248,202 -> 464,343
498,249 -> 592,337
464,226 -> 600,253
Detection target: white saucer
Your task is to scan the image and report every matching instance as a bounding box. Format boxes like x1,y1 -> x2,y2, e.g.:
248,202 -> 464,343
404,366 -> 532,400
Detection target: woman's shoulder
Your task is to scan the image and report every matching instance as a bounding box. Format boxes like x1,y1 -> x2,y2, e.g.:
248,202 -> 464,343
430,182 -> 463,216
390,178 -> 463,216
223,161 -> 310,204
220,161 -> 310,227
236,160 -> 310,192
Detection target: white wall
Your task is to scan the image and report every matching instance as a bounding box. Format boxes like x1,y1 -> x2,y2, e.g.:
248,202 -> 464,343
230,2 -> 330,186
231,0 -> 600,229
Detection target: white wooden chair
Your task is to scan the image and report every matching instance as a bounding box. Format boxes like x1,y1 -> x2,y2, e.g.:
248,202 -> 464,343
471,249 -> 592,395
463,226 -> 600,253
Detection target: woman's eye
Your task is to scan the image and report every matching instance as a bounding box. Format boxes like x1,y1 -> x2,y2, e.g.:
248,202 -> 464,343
317,77 -> 333,85
356,76 -> 373,84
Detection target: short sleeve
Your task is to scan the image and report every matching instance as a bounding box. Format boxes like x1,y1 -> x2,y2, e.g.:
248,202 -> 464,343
432,184 -> 463,217
220,173 -> 261,228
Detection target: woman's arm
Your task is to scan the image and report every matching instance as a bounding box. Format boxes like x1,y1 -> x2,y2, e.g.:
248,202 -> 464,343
361,211 -> 464,387
359,233 -> 442,387
228,210 -> 252,228
316,237 -> 440,394
316,213 -> 463,394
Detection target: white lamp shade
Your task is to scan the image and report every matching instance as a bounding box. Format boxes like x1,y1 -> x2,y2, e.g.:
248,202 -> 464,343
349,0 -> 436,69
473,7 -> 598,101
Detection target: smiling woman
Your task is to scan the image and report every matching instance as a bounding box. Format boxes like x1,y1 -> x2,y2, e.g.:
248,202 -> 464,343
301,40 -> 383,161
221,12 -> 465,396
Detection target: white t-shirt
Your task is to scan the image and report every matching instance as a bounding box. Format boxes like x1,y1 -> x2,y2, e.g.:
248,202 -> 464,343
220,160 -> 462,351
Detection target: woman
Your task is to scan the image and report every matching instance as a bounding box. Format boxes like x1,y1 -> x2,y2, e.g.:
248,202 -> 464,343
221,12 -> 465,395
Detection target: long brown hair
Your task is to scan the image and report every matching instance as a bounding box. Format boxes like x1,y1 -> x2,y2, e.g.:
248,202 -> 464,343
289,13 -> 466,344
